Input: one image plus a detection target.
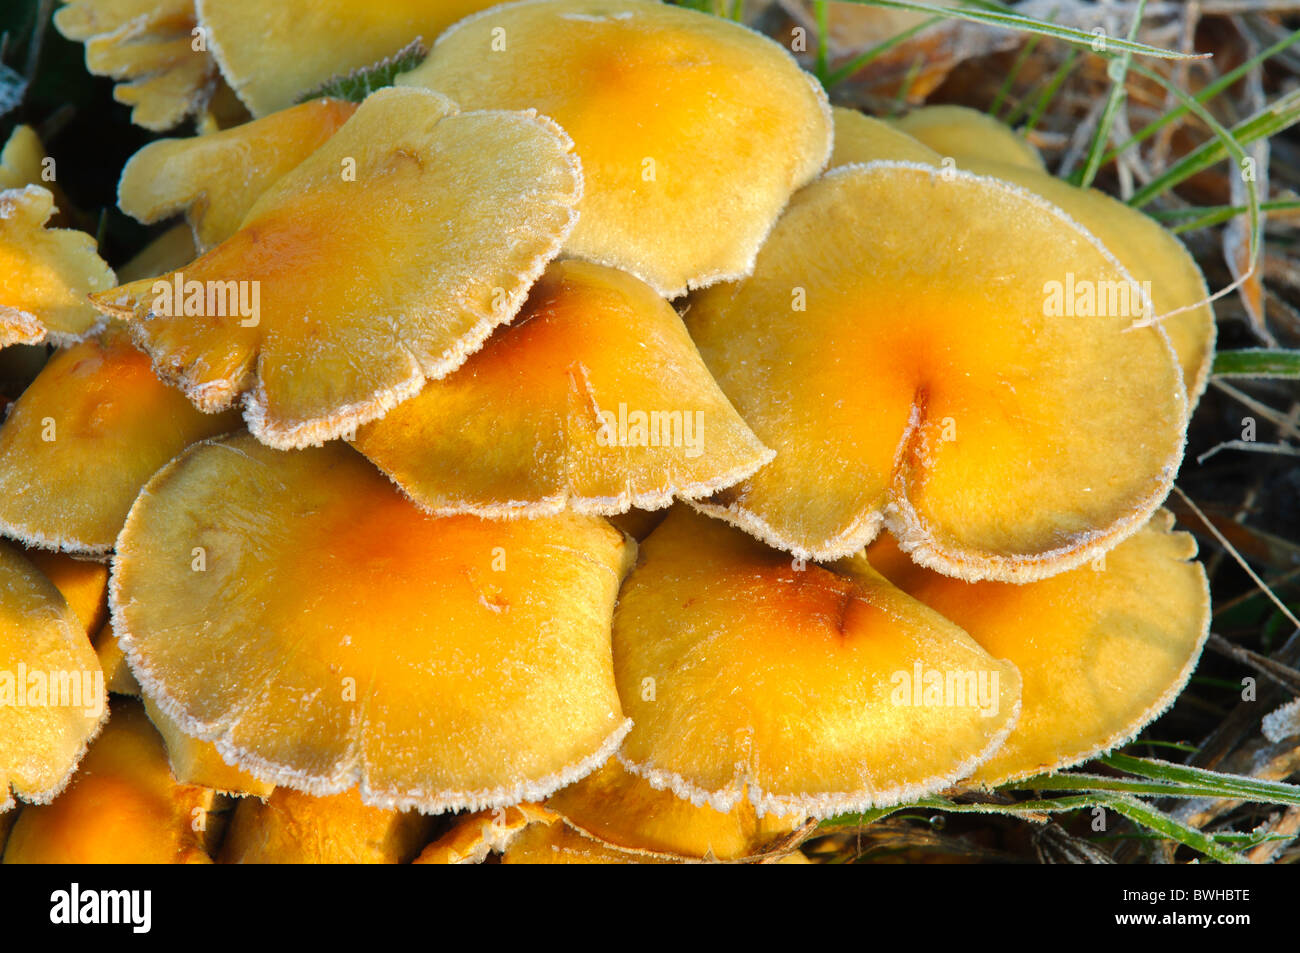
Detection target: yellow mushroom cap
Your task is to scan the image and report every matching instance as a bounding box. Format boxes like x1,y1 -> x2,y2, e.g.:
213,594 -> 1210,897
112,434 -> 635,812
686,162 -> 1187,580
25,551 -> 109,636
830,106 -> 942,167
3,699 -> 215,862
891,104 -> 1046,171
353,259 -> 772,517
0,328 -> 239,555
119,98 -> 358,252
612,508 -> 1021,818
867,510 -> 1210,786
0,126 -> 47,190
54,0 -> 219,131
94,86 -> 583,448
195,0 -> 502,116
956,157 -> 1216,405
400,0 -> 832,298
547,758 -> 804,861
93,623 -> 140,696
502,820 -> 677,864
825,112 -> 1215,406
142,693 -> 274,798
0,543 -> 106,811
0,185 -> 115,348
220,788 -> 434,864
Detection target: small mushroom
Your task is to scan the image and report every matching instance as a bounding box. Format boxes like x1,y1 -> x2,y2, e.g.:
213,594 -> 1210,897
611,508 -> 1021,819
53,0 -> 221,130
0,126 -> 47,190
352,260 -> 772,517
830,106 -> 941,166
118,98 -> 357,252
866,510 -> 1210,787
3,699 -> 217,862
194,0 -> 500,116
220,788 -> 435,864
686,162 -> 1187,580
413,803 -> 557,864
94,86 -> 583,448
546,758 -> 805,861
0,186 -> 115,348
111,434 -> 635,812
891,104 -> 1046,171
400,0 -> 832,298
0,327 -> 239,555
0,543 -> 106,812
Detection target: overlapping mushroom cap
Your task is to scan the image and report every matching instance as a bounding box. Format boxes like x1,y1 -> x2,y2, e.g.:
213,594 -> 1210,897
94,85 -> 583,448
221,788 -> 434,863
118,98 -> 358,251
3,699 -> 215,862
867,510 -> 1211,786
111,434 -> 635,811
612,508 -> 1021,818
195,0 -> 502,116
54,0 -> 220,130
0,186 -> 115,348
891,104 -> 1046,171
0,544 -> 106,812
352,259 -> 772,517
400,0 -> 832,297
547,758 -> 804,861
845,107 -> 1215,404
0,327 -> 239,555
687,161 -> 1188,580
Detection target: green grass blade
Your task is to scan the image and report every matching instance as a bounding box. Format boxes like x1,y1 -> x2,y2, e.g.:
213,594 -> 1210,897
1102,753 -> 1300,805
1076,0 -> 1147,188
1154,199 -> 1300,233
826,15 -> 940,89
1022,48 -> 1080,132
1103,26 -> 1300,167
989,32 -> 1042,119
1127,86 -> 1300,207
1212,349 -> 1300,379
1102,795 -> 1248,864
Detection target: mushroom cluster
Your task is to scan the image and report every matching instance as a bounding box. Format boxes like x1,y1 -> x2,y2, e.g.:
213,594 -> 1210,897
1,0 -> 1214,864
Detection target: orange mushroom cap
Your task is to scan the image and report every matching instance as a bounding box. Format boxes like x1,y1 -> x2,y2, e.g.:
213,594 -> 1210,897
0,543 -> 106,812
0,186 -> 115,348
119,98 -> 358,252
867,510 -> 1211,786
612,508 -> 1021,818
400,0 -> 832,297
54,0 -> 220,130
94,86 -> 583,448
3,699 -> 215,862
686,161 -> 1187,580
0,327 -> 239,555
353,259 -> 772,517
112,434 -> 635,812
